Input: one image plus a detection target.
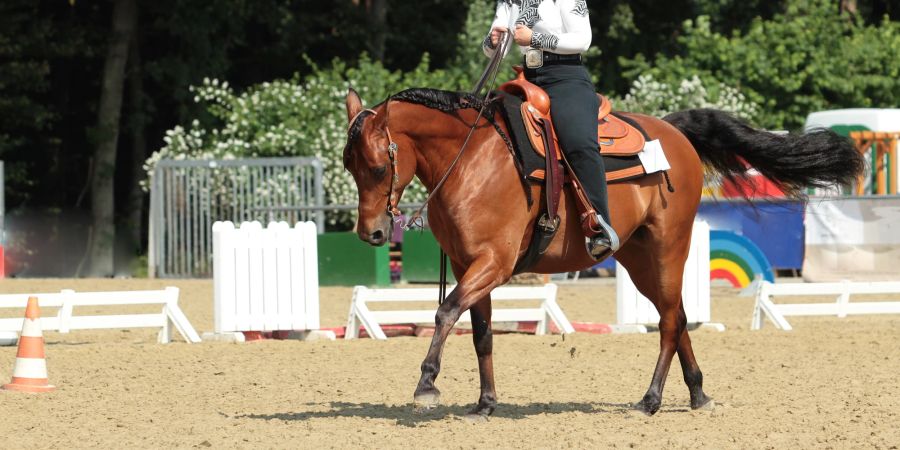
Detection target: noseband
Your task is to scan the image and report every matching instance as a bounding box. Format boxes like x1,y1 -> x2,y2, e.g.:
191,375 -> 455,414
348,108 -> 402,220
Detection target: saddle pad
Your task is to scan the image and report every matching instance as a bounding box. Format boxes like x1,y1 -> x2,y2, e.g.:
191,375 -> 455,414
497,92 -> 648,184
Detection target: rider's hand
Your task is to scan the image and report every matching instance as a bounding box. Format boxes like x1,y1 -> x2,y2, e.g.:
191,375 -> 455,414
514,25 -> 533,47
490,26 -> 508,48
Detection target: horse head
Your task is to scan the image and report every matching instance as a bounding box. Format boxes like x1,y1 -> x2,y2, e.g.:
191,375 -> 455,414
343,88 -> 415,246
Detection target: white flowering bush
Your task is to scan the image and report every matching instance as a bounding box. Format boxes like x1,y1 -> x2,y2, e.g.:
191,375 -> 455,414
145,55 -> 471,228
614,74 -> 759,121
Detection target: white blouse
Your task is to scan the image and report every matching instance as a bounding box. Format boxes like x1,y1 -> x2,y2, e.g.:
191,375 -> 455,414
483,0 -> 591,57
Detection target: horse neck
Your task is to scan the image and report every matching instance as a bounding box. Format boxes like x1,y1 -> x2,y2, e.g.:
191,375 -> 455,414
389,102 -> 503,192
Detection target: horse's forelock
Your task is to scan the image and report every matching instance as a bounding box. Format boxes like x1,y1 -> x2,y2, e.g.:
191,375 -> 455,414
343,109 -> 376,168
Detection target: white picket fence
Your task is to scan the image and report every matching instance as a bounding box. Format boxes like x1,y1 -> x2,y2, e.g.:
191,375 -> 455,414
0,287 -> 200,343
212,221 -> 320,338
345,283 -> 574,339
616,221 -> 722,332
752,280 -> 900,330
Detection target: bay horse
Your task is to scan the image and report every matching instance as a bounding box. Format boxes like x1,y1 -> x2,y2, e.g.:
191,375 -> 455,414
342,87 -> 863,418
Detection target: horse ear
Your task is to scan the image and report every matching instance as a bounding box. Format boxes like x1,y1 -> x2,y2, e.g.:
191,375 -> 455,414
346,88 -> 363,123
377,99 -> 390,125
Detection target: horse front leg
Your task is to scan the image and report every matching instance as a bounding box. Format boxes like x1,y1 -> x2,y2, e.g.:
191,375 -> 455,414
677,326 -> 713,410
413,258 -> 504,410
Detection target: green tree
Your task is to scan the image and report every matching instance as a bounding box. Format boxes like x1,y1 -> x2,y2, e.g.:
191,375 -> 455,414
0,3 -> 53,205
620,0 -> 900,130
86,0 -> 137,277
0,1 -> 105,207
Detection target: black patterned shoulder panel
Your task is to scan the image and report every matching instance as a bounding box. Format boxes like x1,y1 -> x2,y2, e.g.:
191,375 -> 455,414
572,0 -> 588,17
531,32 -> 559,51
498,0 -> 522,6
516,0 -> 542,27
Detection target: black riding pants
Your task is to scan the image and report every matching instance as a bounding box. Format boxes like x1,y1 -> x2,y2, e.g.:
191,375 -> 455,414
525,63 -> 610,224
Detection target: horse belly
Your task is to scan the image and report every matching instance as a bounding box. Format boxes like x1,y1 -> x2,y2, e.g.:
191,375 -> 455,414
528,190 -> 602,273
528,180 -> 650,274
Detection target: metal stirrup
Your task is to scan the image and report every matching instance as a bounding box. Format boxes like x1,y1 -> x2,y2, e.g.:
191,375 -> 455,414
594,214 -> 620,252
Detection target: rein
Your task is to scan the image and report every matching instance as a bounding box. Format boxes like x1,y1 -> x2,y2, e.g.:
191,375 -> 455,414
349,33 -> 513,305
403,100 -> 493,230
349,33 -> 513,231
404,31 -> 513,230
414,31 -> 514,304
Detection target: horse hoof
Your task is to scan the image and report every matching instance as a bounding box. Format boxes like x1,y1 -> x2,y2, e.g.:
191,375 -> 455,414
628,407 -> 653,418
631,400 -> 660,416
413,392 -> 441,409
693,398 -> 716,411
464,413 -> 489,423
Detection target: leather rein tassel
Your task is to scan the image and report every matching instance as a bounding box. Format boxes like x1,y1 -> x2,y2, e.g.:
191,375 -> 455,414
438,250 -> 448,305
663,170 -> 676,193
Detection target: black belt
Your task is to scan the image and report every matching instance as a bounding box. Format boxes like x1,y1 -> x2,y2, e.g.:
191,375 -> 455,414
544,52 -> 581,63
528,52 -> 582,65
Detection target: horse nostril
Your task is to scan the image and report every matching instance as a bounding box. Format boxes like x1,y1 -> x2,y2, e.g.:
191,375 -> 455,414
371,230 -> 385,243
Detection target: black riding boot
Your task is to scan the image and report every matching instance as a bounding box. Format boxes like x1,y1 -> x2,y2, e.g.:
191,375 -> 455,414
526,63 -> 620,256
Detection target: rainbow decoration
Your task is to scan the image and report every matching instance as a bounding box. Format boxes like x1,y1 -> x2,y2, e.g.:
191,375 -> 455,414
709,230 -> 775,288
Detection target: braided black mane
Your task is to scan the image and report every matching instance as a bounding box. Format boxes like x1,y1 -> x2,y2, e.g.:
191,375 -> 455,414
343,88 -> 529,203
344,89 -> 495,167
389,87 -> 530,205
390,88 -> 499,116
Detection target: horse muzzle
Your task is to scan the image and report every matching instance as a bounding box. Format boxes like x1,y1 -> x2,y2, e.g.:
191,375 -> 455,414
357,213 -> 393,247
362,229 -> 389,246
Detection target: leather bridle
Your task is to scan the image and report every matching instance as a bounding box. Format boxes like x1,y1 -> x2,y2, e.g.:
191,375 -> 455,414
347,31 -> 512,229
348,108 -> 402,220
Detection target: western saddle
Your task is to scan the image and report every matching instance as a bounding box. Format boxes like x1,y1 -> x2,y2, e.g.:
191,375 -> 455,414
499,68 -> 646,271
499,68 -> 646,161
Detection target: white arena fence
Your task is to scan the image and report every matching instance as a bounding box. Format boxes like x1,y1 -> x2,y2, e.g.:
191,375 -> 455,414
345,283 -> 574,340
616,221 -> 722,332
0,287 -> 200,343
752,280 -> 900,330
211,221 -> 320,338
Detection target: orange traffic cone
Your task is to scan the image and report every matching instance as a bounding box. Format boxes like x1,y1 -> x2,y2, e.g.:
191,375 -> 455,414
3,296 -> 55,392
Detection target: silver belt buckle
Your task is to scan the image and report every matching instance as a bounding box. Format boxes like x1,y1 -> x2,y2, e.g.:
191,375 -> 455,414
525,49 -> 543,69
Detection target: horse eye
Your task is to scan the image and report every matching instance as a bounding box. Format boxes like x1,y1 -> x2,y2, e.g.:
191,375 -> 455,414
371,165 -> 387,179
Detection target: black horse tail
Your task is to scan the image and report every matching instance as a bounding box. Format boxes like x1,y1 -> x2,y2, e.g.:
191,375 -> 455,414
663,109 -> 865,198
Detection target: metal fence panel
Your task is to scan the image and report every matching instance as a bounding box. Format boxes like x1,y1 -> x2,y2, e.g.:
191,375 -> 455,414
149,157 -> 324,278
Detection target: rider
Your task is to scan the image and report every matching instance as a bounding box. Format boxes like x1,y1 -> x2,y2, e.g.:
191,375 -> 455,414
483,0 -> 619,257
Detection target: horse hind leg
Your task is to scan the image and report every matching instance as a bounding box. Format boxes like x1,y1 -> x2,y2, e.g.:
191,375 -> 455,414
677,322 -> 713,410
466,298 -> 497,420
615,226 -> 712,415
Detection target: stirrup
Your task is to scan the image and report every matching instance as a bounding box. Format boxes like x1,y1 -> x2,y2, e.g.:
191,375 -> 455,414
586,214 -> 620,260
